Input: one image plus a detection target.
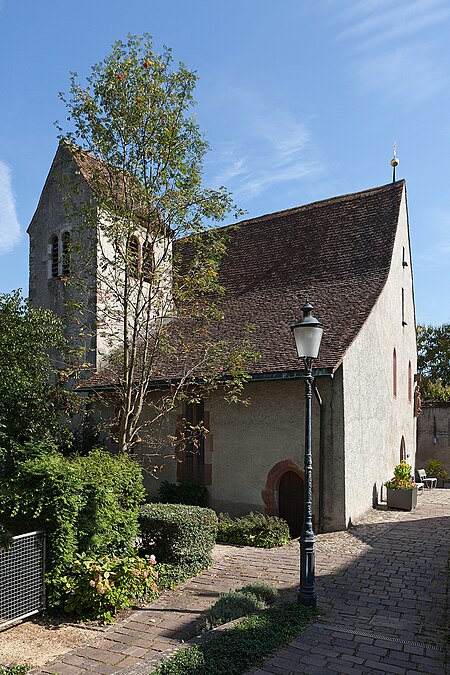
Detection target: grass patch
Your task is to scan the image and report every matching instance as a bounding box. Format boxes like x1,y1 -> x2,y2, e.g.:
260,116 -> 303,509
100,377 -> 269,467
154,601 -> 317,675
0,666 -> 31,675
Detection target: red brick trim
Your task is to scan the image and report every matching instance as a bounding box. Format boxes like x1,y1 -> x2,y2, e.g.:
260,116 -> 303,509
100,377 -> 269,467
262,459 -> 304,516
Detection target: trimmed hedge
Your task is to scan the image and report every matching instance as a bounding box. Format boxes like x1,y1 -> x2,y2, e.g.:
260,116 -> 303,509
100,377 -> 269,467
139,503 -> 218,573
0,448 -> 145,607
158,480 -> 208,507
217,512 -> 290,548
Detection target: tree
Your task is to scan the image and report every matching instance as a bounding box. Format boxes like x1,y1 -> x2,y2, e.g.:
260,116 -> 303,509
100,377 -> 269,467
417,323 -> 450,401
58,34 -> 256,456
0,291 -> 74,473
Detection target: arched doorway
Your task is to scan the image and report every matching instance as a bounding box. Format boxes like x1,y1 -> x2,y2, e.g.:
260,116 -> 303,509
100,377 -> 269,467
262,460 -> 304,539
278,470 -> 304,537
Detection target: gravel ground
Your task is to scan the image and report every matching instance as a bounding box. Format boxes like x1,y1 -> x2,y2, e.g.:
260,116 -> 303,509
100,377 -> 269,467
0,618 -> 100,668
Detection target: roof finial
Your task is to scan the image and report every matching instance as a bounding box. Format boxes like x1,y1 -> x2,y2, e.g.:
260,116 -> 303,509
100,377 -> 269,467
390,141 -> 399,182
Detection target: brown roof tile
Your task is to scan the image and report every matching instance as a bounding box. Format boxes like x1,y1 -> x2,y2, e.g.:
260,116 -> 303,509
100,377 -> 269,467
176,180 -> 405,374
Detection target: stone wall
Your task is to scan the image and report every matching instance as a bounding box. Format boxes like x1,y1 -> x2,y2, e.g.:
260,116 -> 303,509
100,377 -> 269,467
416,402 -> 450,472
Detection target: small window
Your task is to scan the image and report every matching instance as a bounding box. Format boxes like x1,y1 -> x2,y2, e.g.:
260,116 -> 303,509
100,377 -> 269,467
402,288 -> 407,326
408,361 -> 412,403
393,348 -> 397,399
50,235 -> 59,278
61,232 -> 71,276
127,236 -> 140,279
142,242 -> 154,283
400,436 -> 406,462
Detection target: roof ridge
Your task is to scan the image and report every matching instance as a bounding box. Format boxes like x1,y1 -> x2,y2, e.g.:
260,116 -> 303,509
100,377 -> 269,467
218,180 -> 405,231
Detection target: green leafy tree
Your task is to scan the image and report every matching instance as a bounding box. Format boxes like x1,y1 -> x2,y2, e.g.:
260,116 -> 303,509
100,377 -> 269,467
0,291 -> 74,473
417,323 -> 450,401
58,34 -> 257,456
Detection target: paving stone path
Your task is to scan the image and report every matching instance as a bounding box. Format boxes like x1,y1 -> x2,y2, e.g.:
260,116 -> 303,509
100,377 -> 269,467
31,489 -> 449,675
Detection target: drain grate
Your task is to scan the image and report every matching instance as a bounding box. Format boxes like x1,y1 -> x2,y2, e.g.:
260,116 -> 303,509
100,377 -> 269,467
311,622 -> 443,651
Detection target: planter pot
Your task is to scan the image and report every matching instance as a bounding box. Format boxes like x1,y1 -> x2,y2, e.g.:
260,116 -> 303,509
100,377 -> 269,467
436,478 -> 444,488
387,487 -> 417,511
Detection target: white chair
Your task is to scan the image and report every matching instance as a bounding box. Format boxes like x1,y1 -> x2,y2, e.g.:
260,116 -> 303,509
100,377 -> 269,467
417,469 -> 437,489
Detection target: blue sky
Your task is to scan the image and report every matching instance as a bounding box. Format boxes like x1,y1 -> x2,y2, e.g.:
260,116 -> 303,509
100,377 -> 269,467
0,0 -> 449,324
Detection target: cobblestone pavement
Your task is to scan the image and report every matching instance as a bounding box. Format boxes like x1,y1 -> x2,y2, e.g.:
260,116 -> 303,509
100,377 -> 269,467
30,489 -> 449,675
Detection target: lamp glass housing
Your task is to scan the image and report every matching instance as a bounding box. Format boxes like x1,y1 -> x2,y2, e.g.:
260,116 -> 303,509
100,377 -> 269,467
292,323 -> 323,359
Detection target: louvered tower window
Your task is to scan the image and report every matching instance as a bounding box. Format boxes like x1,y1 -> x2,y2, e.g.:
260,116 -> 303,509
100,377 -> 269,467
50,235 -> 59,278
61,232 -> 71,276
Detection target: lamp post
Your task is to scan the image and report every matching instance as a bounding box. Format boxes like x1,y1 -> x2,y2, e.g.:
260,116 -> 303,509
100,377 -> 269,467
291,302 -> 323,607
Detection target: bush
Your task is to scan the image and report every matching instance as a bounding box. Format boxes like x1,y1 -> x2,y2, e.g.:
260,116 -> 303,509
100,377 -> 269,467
154,601 -> 316,675
0,522 -> 13,551
0,666 -> 31,675
158,480 -> 208,507
139,503 -> 218,573
60,552 -> 158,623
202,592 -> 264,632
238,582 -> 279,605
156,562 -> 194,590
0,448 -> 145,607
201,582 -> 278,632
425,459 -> 449,482
217,512 -> 290,548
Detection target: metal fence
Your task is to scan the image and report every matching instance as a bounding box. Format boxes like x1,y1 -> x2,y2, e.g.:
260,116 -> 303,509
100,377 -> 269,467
0,531 -> 46,628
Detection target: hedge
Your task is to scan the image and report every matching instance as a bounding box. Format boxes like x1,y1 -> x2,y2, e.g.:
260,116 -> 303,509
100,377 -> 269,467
0,448 -> 145,607
217,512 -> 290,548
139,503 -> 218,573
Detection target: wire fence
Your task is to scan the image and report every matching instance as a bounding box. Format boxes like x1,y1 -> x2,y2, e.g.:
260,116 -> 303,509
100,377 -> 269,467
0,531 -> 46,628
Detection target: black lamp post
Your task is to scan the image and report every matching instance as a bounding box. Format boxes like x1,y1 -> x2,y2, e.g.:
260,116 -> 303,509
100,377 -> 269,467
291,302 -> 323,607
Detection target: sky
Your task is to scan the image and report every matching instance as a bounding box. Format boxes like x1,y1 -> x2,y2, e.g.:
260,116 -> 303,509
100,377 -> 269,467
0,0 -> 449,325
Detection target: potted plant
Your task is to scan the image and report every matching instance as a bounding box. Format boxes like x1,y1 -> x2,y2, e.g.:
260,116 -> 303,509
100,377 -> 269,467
425,459 -> 449,488
385,461 -> 418,510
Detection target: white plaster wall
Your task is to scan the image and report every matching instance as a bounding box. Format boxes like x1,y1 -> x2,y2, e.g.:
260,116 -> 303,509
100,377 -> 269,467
205,379 -> 322,517
96,211 -> 173,369
28,144 -> 98,369
342,186 -> 417,524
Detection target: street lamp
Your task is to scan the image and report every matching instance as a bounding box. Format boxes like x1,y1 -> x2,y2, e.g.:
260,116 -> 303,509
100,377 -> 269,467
291,302 -> 323,607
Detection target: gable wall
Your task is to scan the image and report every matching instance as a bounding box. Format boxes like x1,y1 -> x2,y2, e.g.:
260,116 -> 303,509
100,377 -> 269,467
342,186 -> 417,524
28,145 -> 98,369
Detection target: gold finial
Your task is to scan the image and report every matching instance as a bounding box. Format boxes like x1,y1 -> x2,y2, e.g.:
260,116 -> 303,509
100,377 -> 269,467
390,141 -> 399,182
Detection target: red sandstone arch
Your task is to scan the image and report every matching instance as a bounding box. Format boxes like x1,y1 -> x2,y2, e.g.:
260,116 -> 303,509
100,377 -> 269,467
262,459 -> 304,516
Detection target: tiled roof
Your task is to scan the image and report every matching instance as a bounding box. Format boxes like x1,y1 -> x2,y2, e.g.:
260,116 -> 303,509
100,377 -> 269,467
84,180 -> 405,387
186,180 -> 405,374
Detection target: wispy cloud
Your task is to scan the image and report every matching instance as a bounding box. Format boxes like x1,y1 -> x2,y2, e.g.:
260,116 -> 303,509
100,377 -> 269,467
0,160 -> 21,255
327,0 -> 450,103
209,96 -> 322,202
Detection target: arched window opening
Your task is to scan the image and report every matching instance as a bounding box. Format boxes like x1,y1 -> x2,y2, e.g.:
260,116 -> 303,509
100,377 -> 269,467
142,242 -> 154,283
61,232 -> 71,276
50,235 -> 59,278
408,361 -> 412,403
393,348 -> 397,399
127,236 -> 140,279
400,436 -> 406,462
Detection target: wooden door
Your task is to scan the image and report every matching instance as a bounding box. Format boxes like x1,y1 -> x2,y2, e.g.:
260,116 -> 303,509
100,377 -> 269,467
278,470 -> 303,538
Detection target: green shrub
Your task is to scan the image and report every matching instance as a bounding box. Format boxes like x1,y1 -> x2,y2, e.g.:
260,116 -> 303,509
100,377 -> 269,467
60,552 -> 158,623
217,512 -> 290,548
156,562 -> 194,590
238,582 -> 279,605
158,480 -> 208,507
202,591 -> 266,631
0,666 -> 31,675
201,583 -> 278,632
154,601 -> 316,675
425,459 -> 449,482
0,522 -> 13,551
139,503 -> 218,573
0,448 -> 145,607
